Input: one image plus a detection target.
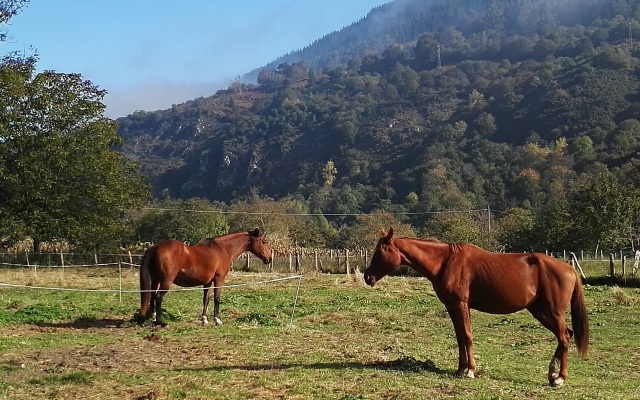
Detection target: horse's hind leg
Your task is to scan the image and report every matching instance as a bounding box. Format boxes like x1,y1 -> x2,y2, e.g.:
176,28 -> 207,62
148,282 -> 160,321
154,283 -> 171,327
201,283 -> 213,325
528,303 -> 571,386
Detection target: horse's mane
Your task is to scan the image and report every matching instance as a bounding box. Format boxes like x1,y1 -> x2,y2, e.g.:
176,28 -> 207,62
410,236 -> 471,253
197,231 -> 253,247
449,242 -> 466,252
197,238 -> 214,246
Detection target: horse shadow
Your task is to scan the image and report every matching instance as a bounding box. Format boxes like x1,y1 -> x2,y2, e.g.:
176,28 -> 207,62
35,317 -> 138,329
177,356 -> 447,375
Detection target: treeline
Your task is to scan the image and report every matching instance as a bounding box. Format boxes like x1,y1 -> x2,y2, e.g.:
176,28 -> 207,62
127,172 -> 638,255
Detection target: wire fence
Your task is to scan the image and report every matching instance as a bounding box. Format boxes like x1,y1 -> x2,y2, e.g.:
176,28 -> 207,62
0,248 -> 373,275
0,247 -> 637,283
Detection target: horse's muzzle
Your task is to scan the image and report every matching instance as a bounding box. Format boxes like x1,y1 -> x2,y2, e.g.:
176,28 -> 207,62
363,273 -> 376,286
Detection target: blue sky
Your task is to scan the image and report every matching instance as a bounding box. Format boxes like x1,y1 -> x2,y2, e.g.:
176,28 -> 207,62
2,1 -> 389,118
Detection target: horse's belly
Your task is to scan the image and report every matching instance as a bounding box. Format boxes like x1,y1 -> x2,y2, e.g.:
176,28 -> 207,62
469,285 -> 535,314
471,300 -> 525,314
174,272 -> 210,287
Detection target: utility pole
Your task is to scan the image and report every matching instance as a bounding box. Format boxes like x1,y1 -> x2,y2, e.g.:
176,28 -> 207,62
437,44 -> 442,68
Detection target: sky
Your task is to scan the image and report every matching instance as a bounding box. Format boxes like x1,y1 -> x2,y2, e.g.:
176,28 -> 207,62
2,1 -> 390,119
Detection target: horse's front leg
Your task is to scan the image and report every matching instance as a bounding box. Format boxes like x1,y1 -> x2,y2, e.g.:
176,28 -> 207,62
201,283 -> 213,325
212,275 -> 227,326
446,302 -> 476,378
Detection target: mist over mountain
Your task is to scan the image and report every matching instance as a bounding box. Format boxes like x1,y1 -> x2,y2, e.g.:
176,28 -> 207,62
242,0 -> 615,82
117,0 -> 640,219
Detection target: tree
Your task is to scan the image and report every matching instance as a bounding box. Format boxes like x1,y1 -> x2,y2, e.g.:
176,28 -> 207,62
495,207 -> 535,252
0,0 -> 28,42
472,112 -> 496,138
338,212 -> 415,249
0,53 -> 149,251
422,211 -> 495,250
567,174 -> 640,251
133,198 -> 228,245
322,160 -> 337,186
569,135 -> 595,164
228,195 -> 331,248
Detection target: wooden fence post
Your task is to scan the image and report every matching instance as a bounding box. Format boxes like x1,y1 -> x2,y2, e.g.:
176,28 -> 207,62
269,250 -> 274,272
345,249 -> 350,277
118,261 -> 123,303
609,253 -> 615,281
365,249 -> 368,271
314,249 -> 318,272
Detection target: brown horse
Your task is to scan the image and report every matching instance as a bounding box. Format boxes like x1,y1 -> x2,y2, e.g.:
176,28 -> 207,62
138,228 -> 272,326
363,227 -> 588,386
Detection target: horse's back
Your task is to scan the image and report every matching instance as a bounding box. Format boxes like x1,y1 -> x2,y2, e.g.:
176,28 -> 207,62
153,240 -> 227,287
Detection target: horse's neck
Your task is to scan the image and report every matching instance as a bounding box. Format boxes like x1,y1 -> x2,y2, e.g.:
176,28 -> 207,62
212,233 -> 249,259
395,238 -> 448,280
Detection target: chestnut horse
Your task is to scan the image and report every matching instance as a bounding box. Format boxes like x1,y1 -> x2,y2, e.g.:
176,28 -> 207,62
364,227 -> 588,386
138,228 -> 272,326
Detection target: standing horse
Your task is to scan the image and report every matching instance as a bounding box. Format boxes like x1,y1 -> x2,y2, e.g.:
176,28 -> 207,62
138,228 -> 272,326
363,227 -> 588,386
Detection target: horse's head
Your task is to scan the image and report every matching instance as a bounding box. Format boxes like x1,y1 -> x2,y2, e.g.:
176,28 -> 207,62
364,227 -> 403,286
247,228 -> 273,265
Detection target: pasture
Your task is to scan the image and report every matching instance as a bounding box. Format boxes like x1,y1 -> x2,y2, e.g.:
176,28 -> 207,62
0,266 -> 639,400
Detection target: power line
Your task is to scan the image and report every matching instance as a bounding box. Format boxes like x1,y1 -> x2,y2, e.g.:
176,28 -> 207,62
142,207 -> 506,217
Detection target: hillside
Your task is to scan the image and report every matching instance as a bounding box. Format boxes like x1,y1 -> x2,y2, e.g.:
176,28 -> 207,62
116,0 -> 640,217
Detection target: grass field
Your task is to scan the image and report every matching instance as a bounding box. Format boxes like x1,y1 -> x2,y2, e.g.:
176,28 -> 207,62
0,267 -> 639,400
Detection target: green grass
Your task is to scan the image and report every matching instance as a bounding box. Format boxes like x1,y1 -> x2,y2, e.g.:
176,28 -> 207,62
0,270 -> 639,399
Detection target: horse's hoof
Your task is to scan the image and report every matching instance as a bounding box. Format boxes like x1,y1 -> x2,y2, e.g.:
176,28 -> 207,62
550,377 -> 565,387
214,317 -> 223,326
454,369 -> 475,378
202,316 -> 209,325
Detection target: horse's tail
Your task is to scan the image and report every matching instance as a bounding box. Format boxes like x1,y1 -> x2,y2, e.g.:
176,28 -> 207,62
570,272 -> 589,358
139,245 -> 155,319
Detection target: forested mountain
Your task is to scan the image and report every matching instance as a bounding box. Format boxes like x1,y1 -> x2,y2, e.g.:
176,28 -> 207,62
117,0 -> 640,246
244,0 -> 616,82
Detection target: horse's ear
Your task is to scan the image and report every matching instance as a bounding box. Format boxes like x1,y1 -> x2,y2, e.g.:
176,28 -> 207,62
250,227 -> 260,236
380,226 -> 394,244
